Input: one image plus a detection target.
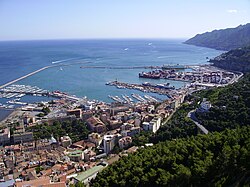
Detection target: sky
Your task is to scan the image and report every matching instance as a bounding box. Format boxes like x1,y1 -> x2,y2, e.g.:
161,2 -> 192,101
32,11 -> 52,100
0,0 -> 249,41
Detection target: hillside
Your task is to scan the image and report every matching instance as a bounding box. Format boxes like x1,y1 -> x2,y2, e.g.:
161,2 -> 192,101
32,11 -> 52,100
92,126 -> 250,187
91,73 -> 250,187
195,73 -> 250,131
210,46 -> 250,72
184,23 -> 250,50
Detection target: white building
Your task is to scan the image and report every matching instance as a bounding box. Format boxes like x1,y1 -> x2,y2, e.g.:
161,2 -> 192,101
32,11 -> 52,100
200,98 -> 212,111
143,117 -> 161,133
103,135 -> 116,154
84,103 -> 93,111
88,133 -> 102,146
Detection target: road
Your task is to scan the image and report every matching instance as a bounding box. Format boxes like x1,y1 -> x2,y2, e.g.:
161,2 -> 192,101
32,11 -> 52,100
187,110 -> 209,134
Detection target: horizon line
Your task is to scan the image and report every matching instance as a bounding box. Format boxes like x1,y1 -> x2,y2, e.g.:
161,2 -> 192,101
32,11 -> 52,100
0,37 -> 189,42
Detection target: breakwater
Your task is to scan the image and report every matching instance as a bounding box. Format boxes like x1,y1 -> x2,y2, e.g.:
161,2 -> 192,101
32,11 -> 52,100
0,66 -> 50,89
0,61 -> 90,89
80,66 -> 161,69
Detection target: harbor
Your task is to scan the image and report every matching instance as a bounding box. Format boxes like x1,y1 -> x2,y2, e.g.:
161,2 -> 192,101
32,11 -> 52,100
0,84 -> 83,110
138,65 -> 242,87
106,80 -> 176,97
0,85 -> 49,109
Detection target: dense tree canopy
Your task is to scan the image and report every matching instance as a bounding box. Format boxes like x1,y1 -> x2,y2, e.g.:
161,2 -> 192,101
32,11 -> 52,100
27,119 -> 89,142
196,73 -> 250,132
92,126 -> 250,186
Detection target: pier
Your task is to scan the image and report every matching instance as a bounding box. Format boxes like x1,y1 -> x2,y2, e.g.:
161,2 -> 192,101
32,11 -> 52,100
0,66 -> 50,89
80,65 -> 161,69
80,65 -> 199,70
0,61 -> 90,90
106,80 -> 175,97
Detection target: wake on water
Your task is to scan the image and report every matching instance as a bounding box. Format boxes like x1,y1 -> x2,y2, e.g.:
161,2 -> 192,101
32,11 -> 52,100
51,57 -> 81,64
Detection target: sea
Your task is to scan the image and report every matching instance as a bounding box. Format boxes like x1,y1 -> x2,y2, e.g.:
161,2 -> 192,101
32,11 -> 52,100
0,39 -> 223,121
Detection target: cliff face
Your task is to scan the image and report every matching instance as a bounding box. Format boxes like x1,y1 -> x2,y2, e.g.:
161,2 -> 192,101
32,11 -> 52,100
184,23 -> 250,51
210,46 -> 250,72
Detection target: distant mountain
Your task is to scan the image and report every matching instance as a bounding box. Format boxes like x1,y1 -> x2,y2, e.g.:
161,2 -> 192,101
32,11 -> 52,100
184,23 -> 250,50
210,46 -> 250,72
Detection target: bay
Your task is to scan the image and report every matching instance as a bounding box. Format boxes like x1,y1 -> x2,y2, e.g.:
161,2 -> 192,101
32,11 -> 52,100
0,39 -> 223,104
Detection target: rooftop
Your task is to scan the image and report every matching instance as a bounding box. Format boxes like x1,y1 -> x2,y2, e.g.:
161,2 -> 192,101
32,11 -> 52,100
74,165 -> 104,182
68,150 -> 83,157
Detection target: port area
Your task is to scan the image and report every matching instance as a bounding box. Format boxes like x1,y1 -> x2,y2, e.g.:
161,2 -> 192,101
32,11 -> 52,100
106,81 -> 176,97
138,64 -> 243,87
108,94 -> 161,104
0,84 -> 82,110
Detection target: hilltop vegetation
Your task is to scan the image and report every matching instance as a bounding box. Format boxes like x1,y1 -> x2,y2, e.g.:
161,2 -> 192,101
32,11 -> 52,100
210,46 -> 250,72
92,126 -> 250,186
184,23 -> 250,50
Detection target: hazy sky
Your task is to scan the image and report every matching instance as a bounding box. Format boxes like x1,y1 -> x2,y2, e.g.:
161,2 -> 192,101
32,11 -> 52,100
0,0 -> 249,40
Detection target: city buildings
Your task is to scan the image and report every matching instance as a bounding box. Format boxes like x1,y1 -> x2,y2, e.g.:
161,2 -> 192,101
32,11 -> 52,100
88,133 -> 102,146
67,109 -> 82,118
143,117 -> 161,133
86,117 -> 106,133
13,132 -> 33,144
118,136 -> 132,149
0,128 -> 10,145
103,135 -> 116,154
67,150 -> 84,162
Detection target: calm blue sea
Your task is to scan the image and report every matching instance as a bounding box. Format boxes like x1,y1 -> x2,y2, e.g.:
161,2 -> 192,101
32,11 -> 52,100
0,39 -> 223,120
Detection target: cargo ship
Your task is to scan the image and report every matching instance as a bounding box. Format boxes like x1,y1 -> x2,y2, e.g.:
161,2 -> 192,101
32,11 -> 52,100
142,82 -> 175,89
162,64 -> 185,70
139,72 -> 160,79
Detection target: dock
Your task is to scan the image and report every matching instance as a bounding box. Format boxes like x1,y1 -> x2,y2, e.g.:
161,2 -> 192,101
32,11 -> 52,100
106,80 -> 175,97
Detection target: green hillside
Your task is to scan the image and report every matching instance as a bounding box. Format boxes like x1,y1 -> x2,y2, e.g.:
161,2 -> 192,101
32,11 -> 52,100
92,126 -> 250,187
210,46 -> 250,72
184,23 -> 250,50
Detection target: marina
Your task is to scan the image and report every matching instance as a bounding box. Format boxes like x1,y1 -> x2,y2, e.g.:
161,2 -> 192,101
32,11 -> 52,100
108,93 -> 160,103
0,84 -> 84,110
0,84 -> 49,98
106,80 -> 176,97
